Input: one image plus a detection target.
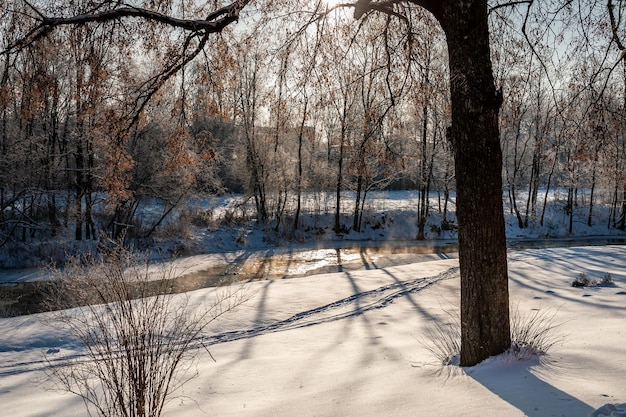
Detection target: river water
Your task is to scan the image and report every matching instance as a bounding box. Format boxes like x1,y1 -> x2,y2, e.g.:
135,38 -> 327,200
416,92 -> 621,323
1,237 -> 624,315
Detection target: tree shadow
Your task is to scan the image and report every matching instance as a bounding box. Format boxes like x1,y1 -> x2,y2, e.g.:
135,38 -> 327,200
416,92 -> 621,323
466,357 -> 594,417
237,280 -> 273,360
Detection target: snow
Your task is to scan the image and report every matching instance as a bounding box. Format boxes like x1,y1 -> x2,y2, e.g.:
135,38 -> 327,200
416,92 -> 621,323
589,404 -> 626,417
1,245 -> 625,416
0,190 -> 625,415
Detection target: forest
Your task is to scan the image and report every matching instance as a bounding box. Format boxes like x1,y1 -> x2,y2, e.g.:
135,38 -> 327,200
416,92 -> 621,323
0,1 -> 625,253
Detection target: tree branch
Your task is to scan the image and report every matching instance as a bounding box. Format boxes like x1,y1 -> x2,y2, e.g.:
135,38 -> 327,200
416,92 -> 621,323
352,0 -> 441,24
488,0 -> 533,14
22,0 -> 46,20
406,0 -> 443,20
2,0 -> 251,54
607,0 -> 625,51
370,2 -> 409,22
121,31 -> 211,142
352,0 -> 412,26
0,0 -> 254,152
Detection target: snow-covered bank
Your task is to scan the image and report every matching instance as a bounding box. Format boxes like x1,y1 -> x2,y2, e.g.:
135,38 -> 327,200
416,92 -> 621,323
0,245 -> 624,416
1,190 -> 625,270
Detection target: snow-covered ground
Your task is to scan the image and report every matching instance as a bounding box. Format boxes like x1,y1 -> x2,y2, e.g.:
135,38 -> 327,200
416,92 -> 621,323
1,245 -> 625,416
181,189 -> 626,253
0,190 -> 625,416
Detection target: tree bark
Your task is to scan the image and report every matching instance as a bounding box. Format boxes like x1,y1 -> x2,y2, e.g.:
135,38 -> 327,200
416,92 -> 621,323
438,1 -> 511,366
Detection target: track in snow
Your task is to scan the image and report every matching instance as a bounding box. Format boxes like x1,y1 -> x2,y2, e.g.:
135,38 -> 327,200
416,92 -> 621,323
205,267 -> 459,345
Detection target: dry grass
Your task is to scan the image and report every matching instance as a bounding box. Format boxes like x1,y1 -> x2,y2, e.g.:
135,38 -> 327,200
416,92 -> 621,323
510,306 -> 563,360
420,309 -> 461,366
422,304 -> 563,366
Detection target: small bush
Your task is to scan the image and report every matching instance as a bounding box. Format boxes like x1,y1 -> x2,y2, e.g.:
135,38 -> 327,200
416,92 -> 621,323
572,271 -> 615,288
221,205 -> 252,226
0,298 -> 16,318
163,211 -> 193,238
235,227 -> 248,244
440,219 -> 457,232
572,272 -> 593,287
599,273 -> 613,286
188,206 -> 217,229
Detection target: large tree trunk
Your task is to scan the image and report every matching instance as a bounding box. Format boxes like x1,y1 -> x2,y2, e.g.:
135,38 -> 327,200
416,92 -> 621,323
439,1 -> 511,366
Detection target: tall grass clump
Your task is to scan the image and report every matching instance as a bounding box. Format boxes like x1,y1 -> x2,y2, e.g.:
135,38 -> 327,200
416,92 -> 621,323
422,305 -> 562,366
509,306 -> 562,359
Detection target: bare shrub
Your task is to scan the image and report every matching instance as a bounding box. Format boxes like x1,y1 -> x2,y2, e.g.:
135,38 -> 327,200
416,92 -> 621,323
600,273 -> 613,286
0,297 -> 16,318
187,205 -> 217,230
163,205 -> 220,238
572,272 -> 593,287
159,210 -> 193,239
45,244 -> 249,417
572,271 -> 615,288
221,203 -> 253,227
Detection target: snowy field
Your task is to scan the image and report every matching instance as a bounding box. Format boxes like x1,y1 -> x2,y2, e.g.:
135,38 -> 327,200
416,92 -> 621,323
1,245 -> 625,416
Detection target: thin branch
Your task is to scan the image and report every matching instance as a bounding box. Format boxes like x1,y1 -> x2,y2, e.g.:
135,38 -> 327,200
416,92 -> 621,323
406,0 -> 442,20
489,0 -> 533,15
120,31 -> 211,142
22,0 -> 46,20
519,0 -> 566,122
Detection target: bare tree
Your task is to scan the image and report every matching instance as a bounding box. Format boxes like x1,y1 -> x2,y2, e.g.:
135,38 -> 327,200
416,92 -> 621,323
402,12 -> 449,239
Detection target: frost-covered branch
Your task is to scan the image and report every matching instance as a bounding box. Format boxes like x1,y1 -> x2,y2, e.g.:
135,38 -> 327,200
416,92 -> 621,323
2,0 -> 251,54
